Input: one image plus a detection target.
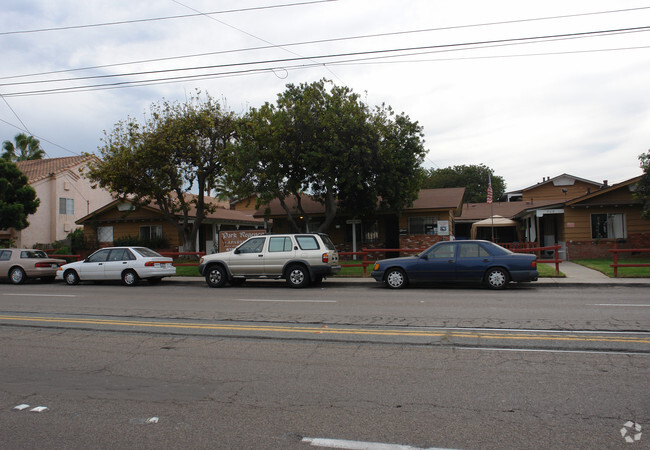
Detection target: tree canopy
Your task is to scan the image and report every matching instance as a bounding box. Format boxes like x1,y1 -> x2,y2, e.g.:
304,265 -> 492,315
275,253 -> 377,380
422,164 -> 506,203
0,158 -> 39,230
225,79 -> 427,232
87,92 -> 237,251
2,133 -> 45,162
637,150 -> 650,219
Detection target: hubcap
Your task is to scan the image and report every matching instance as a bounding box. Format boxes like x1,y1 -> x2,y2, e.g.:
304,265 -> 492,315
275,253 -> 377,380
489,271 -> 505,287
387,271 -> 403,288
11,270 -> 23,283
209,269 -> 222,284
65,272 -> 76,284
290,269 -> 304,285
124,272 -> 136,285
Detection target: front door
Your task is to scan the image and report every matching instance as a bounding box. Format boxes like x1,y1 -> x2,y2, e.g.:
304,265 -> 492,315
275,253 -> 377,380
413,242 -> 457,282
229,237 -> 266,276
78,249 -> 111,280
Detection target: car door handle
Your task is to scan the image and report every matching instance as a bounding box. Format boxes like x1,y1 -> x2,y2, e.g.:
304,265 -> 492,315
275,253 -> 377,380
482,259 -> 489,262
258,254 -> 264,257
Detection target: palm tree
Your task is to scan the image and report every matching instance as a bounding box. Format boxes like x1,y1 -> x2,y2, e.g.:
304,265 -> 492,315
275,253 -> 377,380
2,133 -> 45,161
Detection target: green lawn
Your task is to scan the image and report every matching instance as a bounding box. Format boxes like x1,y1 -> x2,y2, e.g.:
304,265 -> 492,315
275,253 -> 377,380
572,258 -> 650,278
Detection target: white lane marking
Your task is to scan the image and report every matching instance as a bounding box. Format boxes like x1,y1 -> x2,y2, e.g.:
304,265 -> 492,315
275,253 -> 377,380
3,293 -> 76,298
417,326 -> 650,336
302,437 -> 452,450
236,299 -> 336,303
589,303 -> 650,307
457,347 -> 650,356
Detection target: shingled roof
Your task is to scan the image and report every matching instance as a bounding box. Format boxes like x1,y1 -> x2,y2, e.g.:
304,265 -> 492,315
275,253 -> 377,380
15,155 -> 97,183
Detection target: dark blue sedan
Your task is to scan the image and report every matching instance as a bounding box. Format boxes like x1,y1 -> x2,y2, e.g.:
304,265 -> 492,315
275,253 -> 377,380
371,240 -> 538,289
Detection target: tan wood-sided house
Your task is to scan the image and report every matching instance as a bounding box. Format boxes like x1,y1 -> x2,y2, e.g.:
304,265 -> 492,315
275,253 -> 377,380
76,196 -> 265,254
563,176 -> 649,259
1,156 -> 114,248
252,188 -> 465,254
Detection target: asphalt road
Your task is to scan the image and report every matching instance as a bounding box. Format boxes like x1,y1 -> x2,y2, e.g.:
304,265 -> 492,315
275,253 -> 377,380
1,280 -> 648,449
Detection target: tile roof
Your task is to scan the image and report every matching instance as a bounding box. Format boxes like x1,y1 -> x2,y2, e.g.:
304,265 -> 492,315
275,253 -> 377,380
16,155 -> 98,183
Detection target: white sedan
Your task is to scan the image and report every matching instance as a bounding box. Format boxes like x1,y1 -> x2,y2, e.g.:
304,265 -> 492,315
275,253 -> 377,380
57,247 -> 175,286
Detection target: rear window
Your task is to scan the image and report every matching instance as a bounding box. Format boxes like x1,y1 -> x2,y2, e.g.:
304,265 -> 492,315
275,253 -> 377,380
21,250 -> 48,258
296,235 -> 320,250
133,247 -> 163,258
319,234 -> 337,251
0,250 -> 11,261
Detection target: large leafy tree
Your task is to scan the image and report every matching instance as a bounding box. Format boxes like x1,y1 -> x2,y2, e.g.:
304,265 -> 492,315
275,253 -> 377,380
2,133 -> 46,162
87,92 -> 237,251
422,164 -> 506,203
226,79 -> 427,232
637,150 -> 650,219
0,159 -> 39,230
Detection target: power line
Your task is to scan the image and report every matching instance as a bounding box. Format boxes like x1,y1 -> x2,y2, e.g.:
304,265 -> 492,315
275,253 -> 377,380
0,0 -> 337,36
2,6 -> 648,82
1,25 -> 648,95
0,117 -> 80,156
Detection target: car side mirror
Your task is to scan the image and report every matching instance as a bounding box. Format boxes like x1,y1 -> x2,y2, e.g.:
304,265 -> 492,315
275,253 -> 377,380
234,248 -> 240,254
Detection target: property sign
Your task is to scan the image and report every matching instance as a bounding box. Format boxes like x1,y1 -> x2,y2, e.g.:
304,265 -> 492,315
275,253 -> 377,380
218,230 -> 266,252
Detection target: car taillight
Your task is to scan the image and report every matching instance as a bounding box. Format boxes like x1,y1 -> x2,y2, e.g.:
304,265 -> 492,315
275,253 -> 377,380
322,253 -> 329,263
199,257 -> 204,264
35,262 -> 52,268
531,260 -> 537,268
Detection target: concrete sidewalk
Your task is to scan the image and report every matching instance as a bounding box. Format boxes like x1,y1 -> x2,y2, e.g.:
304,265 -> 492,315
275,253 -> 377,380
534,261 -> 650,287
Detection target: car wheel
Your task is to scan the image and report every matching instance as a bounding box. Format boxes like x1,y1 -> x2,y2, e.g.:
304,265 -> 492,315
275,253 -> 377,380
205,265 -> 227,288
286,264 -> 310,288
384,268 -> 408,289
122,269 -> 139,286
64,270 -> 80,285
485,267 -> 509,289
10,267 -> 26,284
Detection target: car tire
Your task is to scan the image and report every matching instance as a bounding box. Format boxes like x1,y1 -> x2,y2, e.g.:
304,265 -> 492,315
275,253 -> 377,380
122,269 -> 139,286
10,267 -> 26,284
286,264 -> 310,288
205,265 -> 227,288
64,270 -> 80,285
384,268 -> 408,289
485,267 -> 509,289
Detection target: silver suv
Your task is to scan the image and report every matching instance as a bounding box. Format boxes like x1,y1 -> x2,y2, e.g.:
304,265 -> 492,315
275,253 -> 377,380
198,233 -> 341,288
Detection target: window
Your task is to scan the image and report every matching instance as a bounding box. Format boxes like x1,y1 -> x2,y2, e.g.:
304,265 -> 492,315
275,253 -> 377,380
425,243 -> 456,259
108,249 -> 134,261
458,243 -> 490,258
87,249 -> 110,263
0,250 -> 11,261
97,226 -> 113,243
296,235 -> 319,250
237,237 -> 265,253
591,213 -> 625,239
408,216 -> 437,235
269,237 -> 293,252
59,198 -> 74,215
20,250 -> 47,259
140,225 -> 162,241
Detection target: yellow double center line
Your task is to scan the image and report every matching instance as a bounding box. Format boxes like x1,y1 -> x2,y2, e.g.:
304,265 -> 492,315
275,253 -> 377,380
1,314 -> 649,345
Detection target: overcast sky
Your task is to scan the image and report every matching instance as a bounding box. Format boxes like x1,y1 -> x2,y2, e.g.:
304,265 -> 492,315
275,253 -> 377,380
2,0 -> 649,192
